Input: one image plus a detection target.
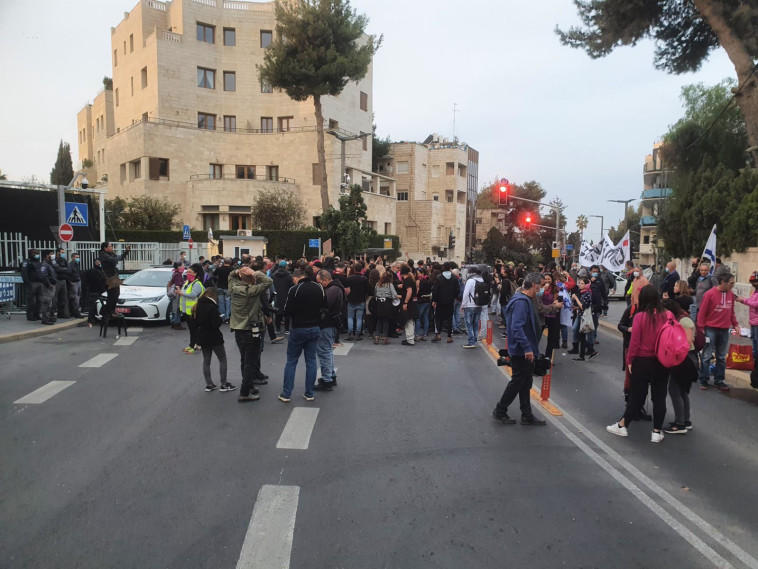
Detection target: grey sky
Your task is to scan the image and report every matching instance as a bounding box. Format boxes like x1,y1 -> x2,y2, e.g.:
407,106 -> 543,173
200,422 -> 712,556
0,0 -> 735,237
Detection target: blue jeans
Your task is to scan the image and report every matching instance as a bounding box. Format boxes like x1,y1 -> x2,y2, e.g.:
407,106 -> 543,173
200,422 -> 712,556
573,312 -> 594,346
699,327 -> 730,384
415,302 -> 431,336
217,288 -> 230,321
752,325 -> 758,360
317,327 -> 336,382
282,326 -> 320,397
347,303 -> 364,335
464,307 -> 482,346
453,300 -> 462,331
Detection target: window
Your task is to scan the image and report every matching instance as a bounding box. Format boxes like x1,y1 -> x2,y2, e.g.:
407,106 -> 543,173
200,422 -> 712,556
362,137 -> 368,151
236,165 -> 255,179
224,115 -> 236,132
433,194 -> 439,201
142,112 -> 148,122
113,49 -> 118,67
197,67 -> 215,89
328,119 -> 339,130
380,185 -> 390,196
277,116 -> 292,132
198,112 -> 215,130
129,34 -> 134,52
261,81 -> 273,93
643,235 -> 650,245
260,117 -> 273,133
476,217 -> 483,225
223,71 -> 236,91
312,163 -> 321,185
446,190 -> 454,203
149,157 -> 169,180
130,159 -> 141,180
120,163 -> 126,183
260,30 -> 272,48
458,163 -> 466,177
230,215 -> 249,231
130,76 -> 134,96
385,223 -> 392,234
202,213 -> 219,231
360,91 -> 368,111
209,163 -> 223,179
115,88 -> 119,107
141,67 -> 147,89
123,40 -> 126,55
197,22 -> 215,44
266,165 -> 279,181
397,192 -> 408,201
223,27 -> 236,46
396,161 -> 409,174
446,162 -> 454,175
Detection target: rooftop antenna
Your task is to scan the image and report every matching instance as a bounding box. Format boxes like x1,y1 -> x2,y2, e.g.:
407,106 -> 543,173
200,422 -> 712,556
453,103 -> 459,143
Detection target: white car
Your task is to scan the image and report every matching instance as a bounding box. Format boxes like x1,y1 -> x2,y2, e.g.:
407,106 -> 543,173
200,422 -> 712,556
608,273 -> 629,300
97,267 -> 173,322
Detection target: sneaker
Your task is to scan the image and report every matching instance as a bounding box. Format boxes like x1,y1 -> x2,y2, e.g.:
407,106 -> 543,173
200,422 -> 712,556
561,342 -> 568,349
651,431 -> 665,443
699,383 -> 710,390
492,411 -> 516,424
219,383 -> 237,392
255,373 -> 269,380
401,340 -> 415,346
715,382 -> 730,391
277,394 -> 291,403
499,332 -> 507,339
303,393 -> 315,402
183,347 -> 196,355
572,356 -> 585,361
684,421 -> 693,430
271,336 -> 284,344
238,393 -> 261,402
520,416 -> 547,426
253,378 -> 268,385
314,379 -> 333,392
462,344 -> 477,349
588,351 -> 599,360
284,330 -> 290,335
663,423 -> 687,434
346,335 -> 356,342
205,384 -> 218,392
606,422 -> 628,437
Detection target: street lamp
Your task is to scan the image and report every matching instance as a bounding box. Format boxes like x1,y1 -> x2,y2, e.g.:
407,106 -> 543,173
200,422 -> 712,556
326,128 -> 371,191
589,214 -> 604,241
608,198 -> 636,234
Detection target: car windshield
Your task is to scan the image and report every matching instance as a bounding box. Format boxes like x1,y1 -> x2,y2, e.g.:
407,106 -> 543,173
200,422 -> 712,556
122,270 -> 171,288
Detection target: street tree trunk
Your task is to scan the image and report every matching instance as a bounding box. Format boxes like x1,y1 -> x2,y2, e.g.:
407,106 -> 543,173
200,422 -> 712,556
313,94 -> 331,213
693,0 -> 758,165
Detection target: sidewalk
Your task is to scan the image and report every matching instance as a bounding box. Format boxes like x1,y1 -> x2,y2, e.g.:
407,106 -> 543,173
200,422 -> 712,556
0,314 -> 88,344
597,300 -> 754,390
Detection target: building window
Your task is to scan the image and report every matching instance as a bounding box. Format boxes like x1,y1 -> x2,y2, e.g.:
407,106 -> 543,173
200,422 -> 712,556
129,33 -> 134,52
446,162 -> 454,175
396,161 -> 409,174
223,71 -> 236,91
120,163 -> 126,183
260,30 -> 272,48
266,165 -> 279,181
115,88 -> 119,107
130,76 -> 134,96
149,157 -> 169,180
643,235 -> 650,244
198,112 -> 216,130
197,67 -> 215,89
261,117 -> 273,133
312,163 -> 322,185
230,214 -> 249,231
113,49 -> 118,67
362,220 -> 375,231
328,119 -> 339,130
197,22 -> 215,44
224,27 -> 236,46
360,91 -> 368,111
130,159 -> 141,180
202,213 -> 219,231
397,192 -> 409,201
123,40 -> 126,55
458,163 -> 466,177
142,112 -> 148,122
224,115 -> 236,132
385,223 -> 392,234
446,190 -> 454,203
236,165 -> 255,179
433,194 -> 439,201
210,163 -> 223,179
363,137 -> 368,151
141,67 -> 148,89
476,217 -> 482,225
380,185 -> 390,196
277,116 -> 292,132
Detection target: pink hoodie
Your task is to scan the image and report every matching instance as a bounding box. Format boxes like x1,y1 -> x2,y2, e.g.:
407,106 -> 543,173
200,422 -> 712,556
697,286 -> 739,330
741,288 -> 758,326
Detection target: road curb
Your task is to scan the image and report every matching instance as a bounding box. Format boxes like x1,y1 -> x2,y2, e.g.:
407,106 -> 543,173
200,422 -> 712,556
597,317 -> 754,390
0,319 -> 89,345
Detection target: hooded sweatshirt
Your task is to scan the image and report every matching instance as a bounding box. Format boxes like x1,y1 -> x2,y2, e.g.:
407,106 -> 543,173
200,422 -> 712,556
742,287 -> 758,326
432,271 -> 460,306
697,286 -> 739,330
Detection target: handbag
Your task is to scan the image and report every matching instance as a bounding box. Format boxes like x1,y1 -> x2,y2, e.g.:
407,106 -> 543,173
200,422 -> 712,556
105,275 -> 121,290
579,313 -> 593,334
726,343 -> 754,370
166,280 -> 177,299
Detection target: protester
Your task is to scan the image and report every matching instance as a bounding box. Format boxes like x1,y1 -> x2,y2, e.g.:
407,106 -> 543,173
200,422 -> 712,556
399,265 -> 418,346
659,261 -> 680,299
691,262 -> 717,322
345,262 -> 368,341
540,272 -> 561,360
169,261 -> 186,330
662,298 -> 697,434
373,270 -> 399,345
571,276 -> 598,361
315,270 -> 344,391
461,266 -> 484,349
214,257 -> 233,324
697,272 -> 738,391
176,263 -> 206,354
84,259 -> 106,328
194,287 -> 236,393
736,271 -> 758,388
98,241 -> 131,320
432,262 -> 460,343
415,267 -> 433,341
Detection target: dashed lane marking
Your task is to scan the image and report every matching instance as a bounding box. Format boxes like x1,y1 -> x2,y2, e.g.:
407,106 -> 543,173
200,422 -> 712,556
236,485 -> 300,569
276,408 -> 320,450
79,353 -> 119,368
114,336 -> 138,346
14,381 -> 76,404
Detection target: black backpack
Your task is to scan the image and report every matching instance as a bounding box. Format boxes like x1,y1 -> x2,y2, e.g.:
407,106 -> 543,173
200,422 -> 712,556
473,279 -> 492,306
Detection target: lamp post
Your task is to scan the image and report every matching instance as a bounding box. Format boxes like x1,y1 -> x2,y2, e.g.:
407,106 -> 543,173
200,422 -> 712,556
589,214 -> 604,242
326,128 -> 371,193
608,198 -> 636,235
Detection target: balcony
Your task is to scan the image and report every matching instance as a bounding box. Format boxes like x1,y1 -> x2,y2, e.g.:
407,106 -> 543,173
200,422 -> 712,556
190,173 -> 295,184
640,215 -> 657,226
640,188 -> 672,200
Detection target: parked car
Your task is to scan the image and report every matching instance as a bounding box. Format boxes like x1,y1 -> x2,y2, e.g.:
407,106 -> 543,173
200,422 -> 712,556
608,273 -> 628,300
96,267 -> 172,322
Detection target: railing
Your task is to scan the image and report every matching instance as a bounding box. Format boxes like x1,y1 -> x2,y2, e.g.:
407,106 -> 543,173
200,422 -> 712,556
115,116 -> 319,137
192,0 -> 217,6
189,173 -> 296,184
0,232 -> 57,270
146,0 -> 167,10
161,30 -> 182,42
223,1 -> 273,10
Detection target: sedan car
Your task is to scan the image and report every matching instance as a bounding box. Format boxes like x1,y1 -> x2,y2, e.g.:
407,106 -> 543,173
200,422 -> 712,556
608,273 -> 629,300
97,267 -> 173,322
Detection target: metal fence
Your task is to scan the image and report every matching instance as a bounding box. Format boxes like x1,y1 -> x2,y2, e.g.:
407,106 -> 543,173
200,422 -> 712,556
0,232 -> 57,270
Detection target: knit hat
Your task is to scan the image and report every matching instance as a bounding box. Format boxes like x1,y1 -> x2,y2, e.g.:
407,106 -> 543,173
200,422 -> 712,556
279,260 -> 288,267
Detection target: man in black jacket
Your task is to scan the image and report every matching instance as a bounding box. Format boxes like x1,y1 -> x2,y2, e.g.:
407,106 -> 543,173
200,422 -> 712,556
84,259 -> 107,325
431,262 -> 460,343
52,248 -> 72,319
20,249 -> 45,321
589,265 -> 606,344
68,251 -> 84,318
314,270 -> 344,391
40,250 -> 58,324
272,260 -> 294,335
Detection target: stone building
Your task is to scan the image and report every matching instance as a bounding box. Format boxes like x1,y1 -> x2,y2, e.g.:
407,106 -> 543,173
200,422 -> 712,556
639,142 -> 672,267
76,0 -> 396,234
375,135 -> 479,265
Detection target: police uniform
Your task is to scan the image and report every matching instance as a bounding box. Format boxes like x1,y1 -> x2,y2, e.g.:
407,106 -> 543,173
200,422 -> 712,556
20,253 -> 45,321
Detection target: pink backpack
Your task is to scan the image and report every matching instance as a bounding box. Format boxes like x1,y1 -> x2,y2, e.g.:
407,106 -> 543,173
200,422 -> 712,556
655,311 -> 690,368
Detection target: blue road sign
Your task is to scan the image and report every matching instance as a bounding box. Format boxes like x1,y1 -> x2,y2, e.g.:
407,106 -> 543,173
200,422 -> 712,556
565,244 -> 574,251
183,225 -> 191,240
308,238 -> 320,248
0,282 -> 14,303
65,202 -> 89,226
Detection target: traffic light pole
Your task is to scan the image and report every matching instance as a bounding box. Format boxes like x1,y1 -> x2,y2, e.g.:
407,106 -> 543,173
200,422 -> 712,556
501,195 -> 563,246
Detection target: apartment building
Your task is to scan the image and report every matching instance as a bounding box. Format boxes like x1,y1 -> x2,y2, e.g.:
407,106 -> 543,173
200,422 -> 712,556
376,135 -> 479,264
639,142 -> 672,267
76,0 -> 396,234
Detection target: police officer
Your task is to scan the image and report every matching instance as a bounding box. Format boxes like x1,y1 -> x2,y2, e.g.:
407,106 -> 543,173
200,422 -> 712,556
40,250 -> 58,324
68,251 -> 84,318
51,247 -> 73,319
20,248 -> 45,321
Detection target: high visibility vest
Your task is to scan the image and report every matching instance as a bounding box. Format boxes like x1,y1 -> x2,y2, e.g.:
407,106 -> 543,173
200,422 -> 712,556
180,280 -> 205,315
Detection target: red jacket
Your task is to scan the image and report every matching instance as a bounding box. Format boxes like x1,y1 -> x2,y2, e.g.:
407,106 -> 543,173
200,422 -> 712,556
697,286 -> 738,330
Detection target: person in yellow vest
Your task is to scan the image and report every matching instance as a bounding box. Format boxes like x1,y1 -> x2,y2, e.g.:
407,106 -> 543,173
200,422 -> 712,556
176,263 -> 206,354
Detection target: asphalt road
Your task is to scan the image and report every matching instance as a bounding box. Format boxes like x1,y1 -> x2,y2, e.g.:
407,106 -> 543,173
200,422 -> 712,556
2,314 -> 758,569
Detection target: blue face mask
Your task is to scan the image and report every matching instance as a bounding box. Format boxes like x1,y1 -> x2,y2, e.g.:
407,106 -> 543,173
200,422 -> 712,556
592,272 -> 598,278
33,254 -> 40,260
60,253 -> 66,259
537,289 -> 544,296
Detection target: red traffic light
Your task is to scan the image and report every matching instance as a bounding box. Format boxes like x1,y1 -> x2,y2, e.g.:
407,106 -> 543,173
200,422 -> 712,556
525,213 -> 532,224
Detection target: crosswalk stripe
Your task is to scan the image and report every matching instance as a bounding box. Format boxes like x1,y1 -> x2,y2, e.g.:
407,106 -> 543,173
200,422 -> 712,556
126,327 -> 143,333
276,408 -> 320,450
114,337 -> 138,346
79,353 -> 118,368
14,381 -> 76,404
333,343 -> 353,356
236,485 -> 300,569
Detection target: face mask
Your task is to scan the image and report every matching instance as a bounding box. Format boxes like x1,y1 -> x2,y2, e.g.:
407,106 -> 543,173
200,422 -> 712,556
665,267 -> 669,273
187,274 -> 196,282
33,254 -> 40,260
591,272 -> 598,278
72,258 -> 78,263
633,272 -> 640,278
59,253 -> 66,259
537,289 -> 544,297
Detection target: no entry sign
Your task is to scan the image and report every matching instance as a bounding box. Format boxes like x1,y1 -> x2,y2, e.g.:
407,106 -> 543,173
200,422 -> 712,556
58,223 -> 74,242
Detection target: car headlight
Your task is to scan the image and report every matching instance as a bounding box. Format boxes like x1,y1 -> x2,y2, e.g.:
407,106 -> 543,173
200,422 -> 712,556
141,295 -> 165,303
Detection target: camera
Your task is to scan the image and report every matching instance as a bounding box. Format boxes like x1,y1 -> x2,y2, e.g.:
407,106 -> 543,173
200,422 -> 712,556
496,348 -> 510,367
533,355 -> 551,376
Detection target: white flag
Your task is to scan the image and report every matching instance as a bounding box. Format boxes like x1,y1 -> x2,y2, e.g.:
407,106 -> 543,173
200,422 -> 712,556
701,224 -> 717,274
618,230 -> 630,265
579,240 -> 602,266
599,234 -> 626,272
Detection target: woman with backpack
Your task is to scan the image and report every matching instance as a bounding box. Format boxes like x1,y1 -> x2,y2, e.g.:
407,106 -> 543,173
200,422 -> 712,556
662,298 -> 697,434
607,284 -> 671,443
194,288 -> 236,393
373,270 -> 398,345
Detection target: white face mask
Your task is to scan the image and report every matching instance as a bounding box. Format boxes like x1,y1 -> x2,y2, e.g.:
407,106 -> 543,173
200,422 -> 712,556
633,272 -> 640,278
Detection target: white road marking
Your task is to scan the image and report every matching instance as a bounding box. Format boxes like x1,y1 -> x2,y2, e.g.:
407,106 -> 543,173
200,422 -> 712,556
276,408 -> 320,450
333,343 -> 353,356
114,336 -> 138,346
127,327 -> 143,333
236,485 -> 300,569
79,353 -> 118,368
14,381 -> 76,404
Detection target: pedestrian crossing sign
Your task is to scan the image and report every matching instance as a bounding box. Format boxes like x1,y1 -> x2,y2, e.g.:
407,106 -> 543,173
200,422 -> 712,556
65,202 -> 89,226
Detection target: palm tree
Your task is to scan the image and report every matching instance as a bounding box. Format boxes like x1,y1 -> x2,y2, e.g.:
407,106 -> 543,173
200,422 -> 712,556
576,214 -> 588,243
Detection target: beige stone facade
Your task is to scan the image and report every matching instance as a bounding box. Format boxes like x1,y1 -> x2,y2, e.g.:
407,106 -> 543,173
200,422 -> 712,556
76,0 -> 395,236
638,142 -> 671,267
377,135 -> 478,265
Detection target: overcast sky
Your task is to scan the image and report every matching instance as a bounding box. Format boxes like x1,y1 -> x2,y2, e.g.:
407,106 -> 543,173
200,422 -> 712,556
0,0 -> 736,237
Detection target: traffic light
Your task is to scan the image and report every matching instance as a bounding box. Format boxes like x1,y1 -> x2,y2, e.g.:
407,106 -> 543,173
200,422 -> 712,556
448,234 -> 456,249
498,178 -> 509,206
524,212 -> 533,227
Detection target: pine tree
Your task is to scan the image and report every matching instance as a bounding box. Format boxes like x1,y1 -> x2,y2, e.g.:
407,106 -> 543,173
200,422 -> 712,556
50,140 -> 74,186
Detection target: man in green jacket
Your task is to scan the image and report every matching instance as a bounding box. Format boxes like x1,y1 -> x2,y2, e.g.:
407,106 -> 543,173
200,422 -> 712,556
229,265 -> 273,402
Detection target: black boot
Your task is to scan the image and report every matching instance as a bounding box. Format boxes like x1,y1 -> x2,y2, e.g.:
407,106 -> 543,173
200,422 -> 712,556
567,342 -> 579,354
